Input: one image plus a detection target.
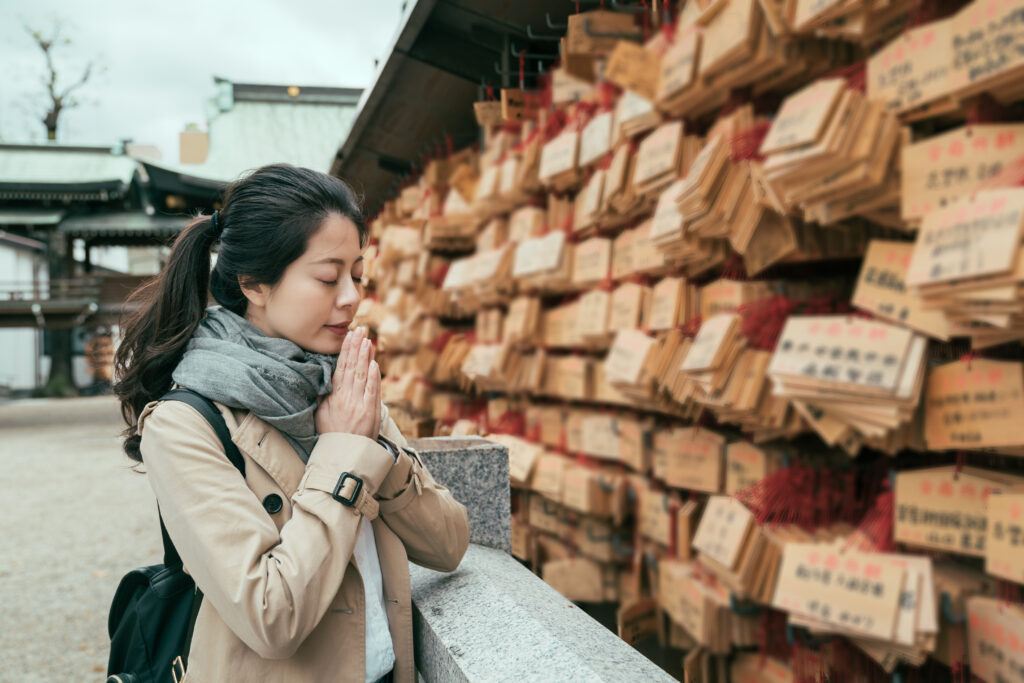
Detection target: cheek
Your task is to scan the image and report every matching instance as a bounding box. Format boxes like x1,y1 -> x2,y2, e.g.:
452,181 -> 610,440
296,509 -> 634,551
270,282 -> 333,328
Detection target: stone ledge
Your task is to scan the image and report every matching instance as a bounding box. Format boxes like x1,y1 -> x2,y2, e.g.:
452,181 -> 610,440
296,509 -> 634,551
410,544 -> 675,682
408,437 -> 510,553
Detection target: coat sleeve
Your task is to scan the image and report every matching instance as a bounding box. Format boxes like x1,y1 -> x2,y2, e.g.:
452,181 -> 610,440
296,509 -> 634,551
373,403 -> 471,573
139,400 -> 396,660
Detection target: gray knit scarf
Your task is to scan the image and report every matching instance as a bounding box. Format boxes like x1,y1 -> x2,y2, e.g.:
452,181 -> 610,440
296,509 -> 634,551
172,306 -> 337,462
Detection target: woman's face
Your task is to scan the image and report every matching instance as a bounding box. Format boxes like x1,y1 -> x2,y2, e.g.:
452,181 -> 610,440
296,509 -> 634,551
241,212 -> 364,354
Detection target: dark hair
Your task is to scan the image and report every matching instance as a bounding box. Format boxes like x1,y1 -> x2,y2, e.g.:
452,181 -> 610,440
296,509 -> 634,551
114,163 -> 366,462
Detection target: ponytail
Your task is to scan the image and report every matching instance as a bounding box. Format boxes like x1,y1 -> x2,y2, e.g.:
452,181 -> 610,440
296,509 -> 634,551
113,215 -> 217,462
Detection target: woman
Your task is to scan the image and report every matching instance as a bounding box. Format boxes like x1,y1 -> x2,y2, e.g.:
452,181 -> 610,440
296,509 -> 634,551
114,164 -> 470,683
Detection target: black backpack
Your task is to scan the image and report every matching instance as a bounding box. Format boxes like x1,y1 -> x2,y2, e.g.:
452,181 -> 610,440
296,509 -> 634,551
106,389 -> 245,683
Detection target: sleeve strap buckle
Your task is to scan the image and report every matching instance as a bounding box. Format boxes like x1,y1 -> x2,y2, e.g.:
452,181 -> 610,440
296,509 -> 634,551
332,472 -> 364,507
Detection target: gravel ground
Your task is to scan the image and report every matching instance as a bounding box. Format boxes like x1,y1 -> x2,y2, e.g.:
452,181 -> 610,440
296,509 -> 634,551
0,396 -> 160,682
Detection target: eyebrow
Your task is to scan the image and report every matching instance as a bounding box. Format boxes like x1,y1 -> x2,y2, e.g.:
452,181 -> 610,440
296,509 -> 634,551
311,256 -> 364,265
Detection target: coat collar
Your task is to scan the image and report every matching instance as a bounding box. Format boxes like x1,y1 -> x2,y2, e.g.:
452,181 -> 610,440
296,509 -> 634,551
227,408 -> 306,498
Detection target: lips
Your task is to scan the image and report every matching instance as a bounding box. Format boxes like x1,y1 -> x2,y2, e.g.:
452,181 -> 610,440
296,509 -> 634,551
324,322 -> 351,336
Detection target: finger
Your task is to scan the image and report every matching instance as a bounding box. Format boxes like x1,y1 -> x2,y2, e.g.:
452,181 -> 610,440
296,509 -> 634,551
372,368 -> 382,439
334,329 -> 353,382
353,336 -> 371,388
343,326 -> 364,378
365,359 -> 380,405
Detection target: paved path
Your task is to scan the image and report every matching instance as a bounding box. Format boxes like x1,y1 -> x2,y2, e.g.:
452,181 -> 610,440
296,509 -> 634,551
0,396 -> 160,681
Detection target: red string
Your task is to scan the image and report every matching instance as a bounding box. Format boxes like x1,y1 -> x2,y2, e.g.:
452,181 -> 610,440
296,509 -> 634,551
729,121 -> 772,162
721,252 -> 749,280
525,422 -> 542,443
485,84 -> 494,101
735,459 -> 888,531
966,92 -> 1007,125
575,451 -> 597,467
679,314 -> 703,337
599,81 -> 620,111
571,101 -> 601,132
428,329 -> 455,353
542,108 -> 569,142
490,410 -> 526,436
427,261 -> 450,287
445,133 -> 454,156
662,0 -> 676,41
556,425 -> 568,454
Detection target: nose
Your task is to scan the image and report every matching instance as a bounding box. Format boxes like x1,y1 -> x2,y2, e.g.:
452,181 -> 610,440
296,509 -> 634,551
335,276 -> 361,311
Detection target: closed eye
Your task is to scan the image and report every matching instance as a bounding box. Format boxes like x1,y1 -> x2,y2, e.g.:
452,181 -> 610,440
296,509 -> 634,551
318,279 -> 338,286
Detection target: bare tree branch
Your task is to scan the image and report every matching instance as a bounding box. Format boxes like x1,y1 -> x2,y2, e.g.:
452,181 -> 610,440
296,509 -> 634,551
23,17 -> 99,140
58,60 -> 95,103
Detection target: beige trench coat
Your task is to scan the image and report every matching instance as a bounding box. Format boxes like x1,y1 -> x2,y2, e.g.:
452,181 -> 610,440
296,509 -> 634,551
137,395 -> 470,683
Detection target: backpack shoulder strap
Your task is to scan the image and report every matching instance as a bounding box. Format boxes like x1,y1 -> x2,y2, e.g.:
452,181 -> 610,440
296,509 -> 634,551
159,388 -> 246,476
154,388 -> 246,569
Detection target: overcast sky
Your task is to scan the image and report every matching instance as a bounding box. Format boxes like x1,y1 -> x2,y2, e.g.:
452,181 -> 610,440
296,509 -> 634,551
0,0 -> 408,160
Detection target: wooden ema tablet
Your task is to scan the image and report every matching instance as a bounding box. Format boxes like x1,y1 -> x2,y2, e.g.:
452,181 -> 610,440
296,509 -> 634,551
682,313 -> 740,372
538,130 -> 581,193
773,542 -> 905,641
894,465 -> 1024,557
966,597 -> 1024,683
633,121 -> 685,194
692,495 -> 755,569
615,90 -> 662,142
605,40 -> 662,102
852,239 -> 952,340
550,68 -> 595,106
579,111 -> 614,168
949,0 -> 1024,101
759,78 -> 845,156
985,491 -> 1024,584
565,10 -> 641,57
902,124 -> 1024,222
657,28 -> 700,106
769,316 -> 919,396
906,188 -> 1024,288
605,328 -> 658,391
664,427 -> 726,493
923,358 -> 1024,451
699,0 -> 760,79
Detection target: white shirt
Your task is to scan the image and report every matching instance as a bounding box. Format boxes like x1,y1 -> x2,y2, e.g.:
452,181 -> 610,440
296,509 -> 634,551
352,515 -> 395,682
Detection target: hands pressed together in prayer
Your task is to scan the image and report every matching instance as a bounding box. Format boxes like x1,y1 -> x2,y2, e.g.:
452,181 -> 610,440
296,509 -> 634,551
315,326 -> 381,441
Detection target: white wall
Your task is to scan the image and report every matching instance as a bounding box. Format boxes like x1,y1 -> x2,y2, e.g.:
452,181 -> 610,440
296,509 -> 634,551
0,328 -> 41,391
0,244 -> 45,390
82,245 -> 163,275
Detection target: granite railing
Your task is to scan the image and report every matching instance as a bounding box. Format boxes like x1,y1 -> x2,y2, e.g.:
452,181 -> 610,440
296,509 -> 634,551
406,437 -> 675,682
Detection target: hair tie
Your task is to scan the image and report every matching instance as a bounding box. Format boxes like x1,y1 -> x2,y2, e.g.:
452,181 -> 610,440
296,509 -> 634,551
208,210 -> 223,239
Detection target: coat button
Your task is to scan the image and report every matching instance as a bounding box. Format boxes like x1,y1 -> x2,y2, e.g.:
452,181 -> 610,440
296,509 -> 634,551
262,494 -> 283,514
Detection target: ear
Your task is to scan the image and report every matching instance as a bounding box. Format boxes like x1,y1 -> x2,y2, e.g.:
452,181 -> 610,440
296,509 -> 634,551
237,276 -> 271,308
